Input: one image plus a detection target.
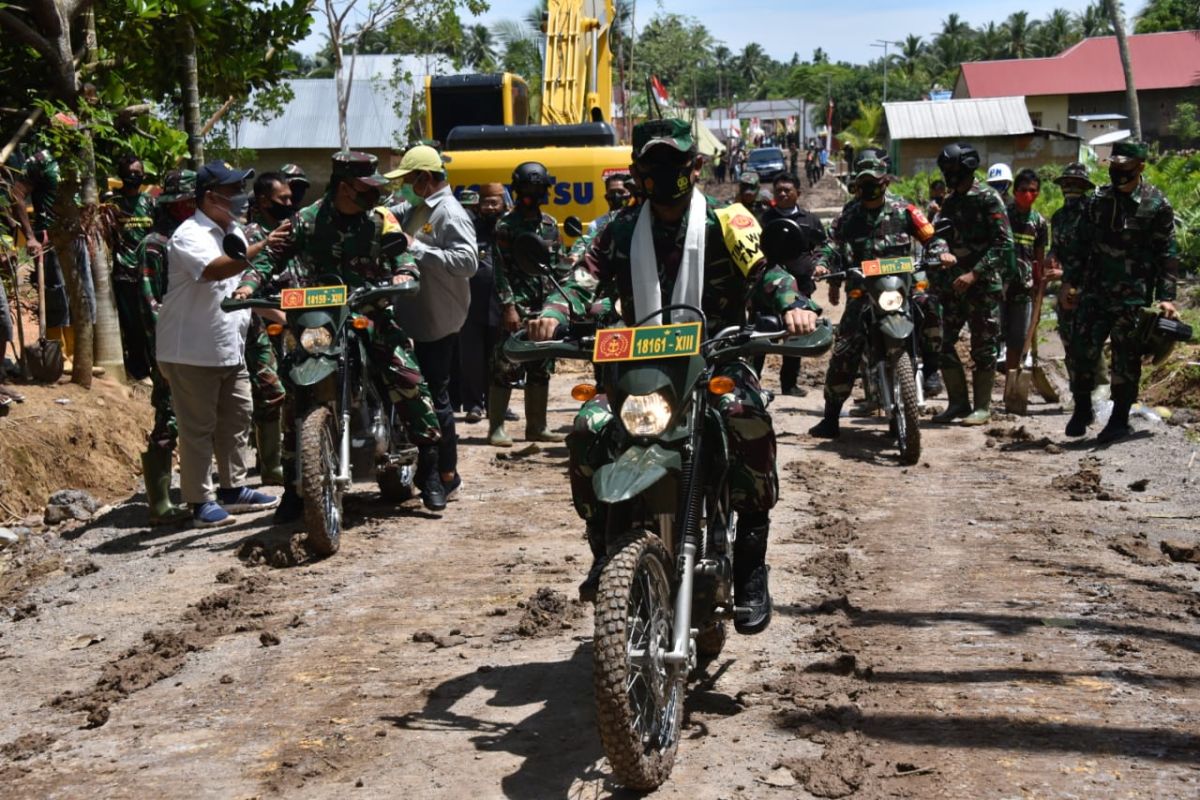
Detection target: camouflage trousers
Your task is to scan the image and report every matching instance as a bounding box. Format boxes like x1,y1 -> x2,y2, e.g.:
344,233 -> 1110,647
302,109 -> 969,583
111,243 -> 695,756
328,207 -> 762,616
141,324 -> 176,452
491,333 -> 554,387
935,287 -> 1000,372
1056,301 -> 1108,386
245,317 -> 286,424
1065,299 -> 1141,396
823,293 -> 943,405
567,360 -> 778,522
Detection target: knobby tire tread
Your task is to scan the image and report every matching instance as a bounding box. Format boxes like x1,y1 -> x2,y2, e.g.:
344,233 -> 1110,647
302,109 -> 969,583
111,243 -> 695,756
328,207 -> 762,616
301,406 -> 341,556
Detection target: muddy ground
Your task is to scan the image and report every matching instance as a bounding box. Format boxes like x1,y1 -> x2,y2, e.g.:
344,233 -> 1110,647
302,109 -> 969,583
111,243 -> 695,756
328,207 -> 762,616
3,181 -> 1199,798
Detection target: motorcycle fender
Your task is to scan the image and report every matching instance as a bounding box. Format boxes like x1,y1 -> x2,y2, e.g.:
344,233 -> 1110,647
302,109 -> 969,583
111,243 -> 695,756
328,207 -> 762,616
594,444 -> 681,505
290,355 -> 338,387
879,315 -> 914,342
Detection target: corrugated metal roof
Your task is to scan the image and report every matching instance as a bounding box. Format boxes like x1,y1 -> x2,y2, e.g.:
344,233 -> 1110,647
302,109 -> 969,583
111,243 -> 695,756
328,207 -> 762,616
884,96 -> 1033,140
227,55 -> 446,150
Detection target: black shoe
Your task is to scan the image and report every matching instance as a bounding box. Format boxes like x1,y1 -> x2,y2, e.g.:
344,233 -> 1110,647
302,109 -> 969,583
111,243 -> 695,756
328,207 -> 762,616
734,564 -> 772,634
442,473 -> 462,501
464,407 -> 483,424
1095,419 -> 1131,444
273,489 -> 303,524
578,556 -> 606,603
922,371 -> 943,398
416,446 -> 447,511
783,386 -> 807,397
504,407 -> 519,422
1065,404 -> 1094,437
808,416 -> 840,439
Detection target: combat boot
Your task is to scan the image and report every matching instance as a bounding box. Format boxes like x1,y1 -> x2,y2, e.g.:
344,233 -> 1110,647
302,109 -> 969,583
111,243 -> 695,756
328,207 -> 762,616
1065,392 -> 1094,437
416,444 -> 446,511
922,355 -> 943,397
578,520 -> 607,603
962,369 -> 994,426
734,512 -> 772,635
255,416 -> 285,486
807,400 -> 843,439
1096,383 -> 1135,444
141,448 -> 189,526
273,459 -> 304,523
487,386 -> 514,447
524,382 -> 563,442
932,366 -> 971,423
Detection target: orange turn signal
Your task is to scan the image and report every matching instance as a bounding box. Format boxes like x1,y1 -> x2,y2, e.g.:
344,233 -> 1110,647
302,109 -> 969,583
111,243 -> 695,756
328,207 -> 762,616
915,280 -> 929,292
708,376 -> 736,395
266,323 -> 284,336
571,383 -> 598,402
351,317 -> 371,330
848,288 -> 864,299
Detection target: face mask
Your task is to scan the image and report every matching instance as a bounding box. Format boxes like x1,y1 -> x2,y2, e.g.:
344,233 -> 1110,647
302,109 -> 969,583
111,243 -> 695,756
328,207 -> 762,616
351,187 -> 378,212
989,181 -> 1011,196
122,176 -> 143,192
474,214 -> 498,236
858,182 -> 884,202
1014,189 -> 1038,210
642,163 -> 693,204
268,201 -> 294,221
1062,190 -> 1084,203
515,189 -> 541,209
605,191 -> 629,211
1109,165 -> 1139,189
291,187 -> 307,207
216,192 -> 250,220
400,181 -> 424,207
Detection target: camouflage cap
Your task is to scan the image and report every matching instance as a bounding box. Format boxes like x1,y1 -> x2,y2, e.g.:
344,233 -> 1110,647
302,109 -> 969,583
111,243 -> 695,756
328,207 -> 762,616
1112,138 -> 1148,160
739,171 -> 760,188
853,155 -> 888,180
279,163 -> 310,186
458,189 -> 480,206
1053,162 -> 1095,188
631,118 -> 696,160
330,151 -> 389,188
159,169 -> 196,203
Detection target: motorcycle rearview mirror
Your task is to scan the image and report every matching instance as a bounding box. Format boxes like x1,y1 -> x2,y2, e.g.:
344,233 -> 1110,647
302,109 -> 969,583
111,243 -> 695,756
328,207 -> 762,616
512,231 -> 554,277
563,215 -> 584,238
381,230 -> 408,259
222,232 -> 248,261
760,218 -> 805,264
933,217 -> 956,242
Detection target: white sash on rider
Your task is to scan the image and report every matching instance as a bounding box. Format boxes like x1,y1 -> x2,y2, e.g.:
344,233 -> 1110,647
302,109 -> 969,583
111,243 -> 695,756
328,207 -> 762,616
631,188 -> 707,325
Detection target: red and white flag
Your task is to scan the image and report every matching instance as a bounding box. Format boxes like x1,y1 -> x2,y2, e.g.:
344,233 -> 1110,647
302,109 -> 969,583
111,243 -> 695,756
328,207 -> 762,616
650,76 -> 670,106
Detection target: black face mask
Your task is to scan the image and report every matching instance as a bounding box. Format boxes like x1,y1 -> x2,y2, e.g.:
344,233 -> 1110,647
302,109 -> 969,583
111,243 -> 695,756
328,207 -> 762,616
291,187 -> 307,207
268,201 -> 294,221
859,182 -> 884,202
1109,165 -> 1139,188
474,214 -> 499,236
641,163 -> 692,204
122,176 -> 144,192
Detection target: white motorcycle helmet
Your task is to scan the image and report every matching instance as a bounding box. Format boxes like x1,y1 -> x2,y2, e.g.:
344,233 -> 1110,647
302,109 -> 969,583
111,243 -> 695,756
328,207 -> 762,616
986,162 -> 1013,195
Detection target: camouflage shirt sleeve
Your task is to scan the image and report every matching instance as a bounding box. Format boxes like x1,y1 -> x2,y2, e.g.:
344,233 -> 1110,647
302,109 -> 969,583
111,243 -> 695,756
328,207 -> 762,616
1151,196 -> 1178,302
492,219 -> 516,309
977,190 -> 1016,282
541,219 -> 612,326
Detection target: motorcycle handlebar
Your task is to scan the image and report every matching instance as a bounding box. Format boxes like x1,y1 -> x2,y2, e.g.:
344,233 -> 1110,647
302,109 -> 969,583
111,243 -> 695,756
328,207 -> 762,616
219,278 -> 421,314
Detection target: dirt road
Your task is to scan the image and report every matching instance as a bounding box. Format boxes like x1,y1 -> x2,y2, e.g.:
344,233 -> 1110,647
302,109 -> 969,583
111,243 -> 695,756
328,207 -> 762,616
4,239 -> 1200,797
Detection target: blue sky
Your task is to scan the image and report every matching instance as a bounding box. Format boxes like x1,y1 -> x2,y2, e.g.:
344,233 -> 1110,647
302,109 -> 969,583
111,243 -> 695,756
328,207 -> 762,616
300,0 -> 1112,63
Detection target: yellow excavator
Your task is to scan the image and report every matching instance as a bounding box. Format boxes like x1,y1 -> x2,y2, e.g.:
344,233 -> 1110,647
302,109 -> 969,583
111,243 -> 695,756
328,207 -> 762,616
425,0 -> 629,228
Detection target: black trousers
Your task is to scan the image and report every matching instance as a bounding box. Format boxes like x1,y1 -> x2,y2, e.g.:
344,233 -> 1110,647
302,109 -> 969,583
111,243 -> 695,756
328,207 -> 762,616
114,280 -> 151,379
752,354 -> 802,393
458,316 -> 500,413
414,333 -> 459,476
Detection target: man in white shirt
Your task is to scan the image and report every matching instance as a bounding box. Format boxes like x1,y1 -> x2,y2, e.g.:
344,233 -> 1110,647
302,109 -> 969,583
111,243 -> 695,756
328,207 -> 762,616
157,162 -> 286,528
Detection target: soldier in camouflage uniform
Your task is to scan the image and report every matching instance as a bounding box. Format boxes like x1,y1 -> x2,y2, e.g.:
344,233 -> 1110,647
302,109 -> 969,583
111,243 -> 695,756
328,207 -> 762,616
280,163 -> 311,209
112,155 -> 156,379
928,142 -> 1014,426
809,154 -> 946,438
9,149 -> 72,351
488,161 -> 570,447
999,168 -> 1048,373
1046,163 -> 1102,385
237,171 -> 296,485
235,151 -> 445,516
136,169 -> 196,525
1061,139 -> 1178,443
527,118 -> 821,633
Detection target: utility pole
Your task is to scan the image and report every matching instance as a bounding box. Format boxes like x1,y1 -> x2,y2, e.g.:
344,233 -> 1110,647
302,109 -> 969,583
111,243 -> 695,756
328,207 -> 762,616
871,40 -> 902,105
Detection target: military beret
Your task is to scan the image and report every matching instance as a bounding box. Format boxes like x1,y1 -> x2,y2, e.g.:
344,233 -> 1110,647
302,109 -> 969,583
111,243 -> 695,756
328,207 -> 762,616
632,118 -> 696,159
1112,138 -> 1148,160
330,151 -> 388,187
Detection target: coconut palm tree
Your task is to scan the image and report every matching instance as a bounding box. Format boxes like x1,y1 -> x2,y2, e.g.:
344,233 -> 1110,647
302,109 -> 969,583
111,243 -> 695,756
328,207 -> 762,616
461,24 -> 497,71
899,34 -> 925,78
1004,11 -> 1038,58
837,101 -> 885,150
1077,2 -> 1114,36
1032,8 -> 1079,56
737,43 -> 768,94
977,22 -> 1008,60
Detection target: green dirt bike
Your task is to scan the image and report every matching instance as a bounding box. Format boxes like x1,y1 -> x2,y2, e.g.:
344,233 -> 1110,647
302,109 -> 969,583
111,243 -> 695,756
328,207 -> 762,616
221,235 -> 419,556
504,225 -> 833,789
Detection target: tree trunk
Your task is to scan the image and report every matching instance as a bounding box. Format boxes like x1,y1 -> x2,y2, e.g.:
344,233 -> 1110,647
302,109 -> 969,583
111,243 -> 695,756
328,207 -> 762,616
180,19 -> 204,166
1108,0 -> 1142,140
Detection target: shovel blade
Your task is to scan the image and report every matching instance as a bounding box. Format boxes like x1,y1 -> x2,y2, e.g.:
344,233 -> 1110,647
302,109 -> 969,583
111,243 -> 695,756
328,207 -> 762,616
1032,366 -> 1060,403
1004,368 -> 1031,415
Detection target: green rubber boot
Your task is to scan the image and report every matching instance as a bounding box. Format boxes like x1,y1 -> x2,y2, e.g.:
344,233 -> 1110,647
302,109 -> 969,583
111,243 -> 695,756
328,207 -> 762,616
932,366 -> 971,423
524,382 -> 563,442
963,369 -> 994,426
487,386 -> 514,447
141,448 -> 189,526
255,416 -> 285,486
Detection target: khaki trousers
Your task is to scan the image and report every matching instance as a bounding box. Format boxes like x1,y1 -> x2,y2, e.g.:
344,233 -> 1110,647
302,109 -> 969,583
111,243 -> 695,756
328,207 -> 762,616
159,361 -> 252,504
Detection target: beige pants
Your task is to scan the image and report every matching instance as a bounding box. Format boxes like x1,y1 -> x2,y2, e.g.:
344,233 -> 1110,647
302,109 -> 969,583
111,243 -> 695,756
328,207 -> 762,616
159,361 -> 252,505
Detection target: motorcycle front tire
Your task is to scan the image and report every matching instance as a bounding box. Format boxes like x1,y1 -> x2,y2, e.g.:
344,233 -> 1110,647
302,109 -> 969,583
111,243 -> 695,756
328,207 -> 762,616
301,405 -> 344,556
892,352 -> 921,465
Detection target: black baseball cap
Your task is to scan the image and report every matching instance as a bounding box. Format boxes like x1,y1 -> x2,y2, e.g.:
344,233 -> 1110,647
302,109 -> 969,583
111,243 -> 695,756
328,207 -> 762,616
196,161 -> 255,192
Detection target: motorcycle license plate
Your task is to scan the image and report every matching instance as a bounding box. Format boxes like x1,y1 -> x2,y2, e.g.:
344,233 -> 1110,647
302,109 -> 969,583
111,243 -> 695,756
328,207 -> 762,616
280,285 -> 348,309
593,321 -> 703,363
860,257 -> 914,277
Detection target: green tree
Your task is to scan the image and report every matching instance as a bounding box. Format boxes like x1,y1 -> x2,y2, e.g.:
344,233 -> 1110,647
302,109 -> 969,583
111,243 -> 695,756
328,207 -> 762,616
1078,2 -> 1114,35
1134,0 -> 1200,32
635,13 -> 714,105
837,101 -> 884,150
1168,102 -> 1200,142
1004,11 -> 1038,58
1032,8 -> 1079,56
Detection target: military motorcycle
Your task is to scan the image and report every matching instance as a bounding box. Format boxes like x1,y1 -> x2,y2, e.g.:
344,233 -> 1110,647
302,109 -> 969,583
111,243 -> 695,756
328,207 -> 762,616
504,221 -> 833,789
221,234 -> 419,556
821,245 -> 935,465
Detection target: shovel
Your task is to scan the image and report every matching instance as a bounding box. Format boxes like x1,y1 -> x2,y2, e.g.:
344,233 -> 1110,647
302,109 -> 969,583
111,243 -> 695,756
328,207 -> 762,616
5,253 -> 32,381
25,241 -> 63,384
1003,280 -> 1046,416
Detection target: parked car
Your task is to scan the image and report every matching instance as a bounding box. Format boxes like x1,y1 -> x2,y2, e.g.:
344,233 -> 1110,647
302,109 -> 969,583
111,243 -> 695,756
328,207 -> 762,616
746,147 -> 787,182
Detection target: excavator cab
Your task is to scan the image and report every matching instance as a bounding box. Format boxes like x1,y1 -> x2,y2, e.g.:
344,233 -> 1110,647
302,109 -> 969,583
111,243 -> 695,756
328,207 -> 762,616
424,74 -> 530,146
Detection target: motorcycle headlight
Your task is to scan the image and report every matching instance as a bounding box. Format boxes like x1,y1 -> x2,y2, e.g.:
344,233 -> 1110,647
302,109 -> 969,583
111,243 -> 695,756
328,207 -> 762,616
299,326 -> 334,354
619,391 -> 673,437
877,289 -> 905,312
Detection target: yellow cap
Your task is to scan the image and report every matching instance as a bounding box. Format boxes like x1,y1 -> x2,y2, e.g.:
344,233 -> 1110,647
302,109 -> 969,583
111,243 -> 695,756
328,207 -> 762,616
385,145 -> 449,180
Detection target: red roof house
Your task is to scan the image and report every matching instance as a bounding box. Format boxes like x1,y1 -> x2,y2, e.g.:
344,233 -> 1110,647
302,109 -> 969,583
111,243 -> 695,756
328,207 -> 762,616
954,31 -> 1200,142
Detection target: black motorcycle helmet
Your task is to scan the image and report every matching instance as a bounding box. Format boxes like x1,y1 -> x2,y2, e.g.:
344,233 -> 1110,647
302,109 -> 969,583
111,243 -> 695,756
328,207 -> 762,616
511,161 -> 554,208
937,142 -> 980,185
